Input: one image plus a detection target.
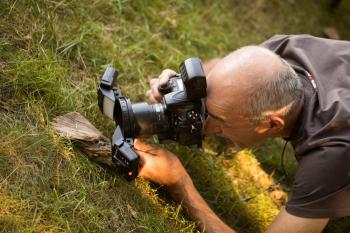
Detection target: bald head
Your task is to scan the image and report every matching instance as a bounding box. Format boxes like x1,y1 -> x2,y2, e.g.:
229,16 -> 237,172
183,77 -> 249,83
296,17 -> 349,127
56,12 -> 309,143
207,46 -> 285,103
206,46 -> 302,122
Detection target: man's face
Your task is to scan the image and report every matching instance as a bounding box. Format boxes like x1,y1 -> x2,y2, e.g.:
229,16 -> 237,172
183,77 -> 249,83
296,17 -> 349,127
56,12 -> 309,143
204,97 -> 268,149
202,48 -> 281,148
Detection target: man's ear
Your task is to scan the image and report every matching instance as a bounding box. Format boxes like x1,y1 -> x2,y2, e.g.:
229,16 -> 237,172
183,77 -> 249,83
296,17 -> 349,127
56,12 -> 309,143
268,115 -> 285,135
255,115 -> 285,136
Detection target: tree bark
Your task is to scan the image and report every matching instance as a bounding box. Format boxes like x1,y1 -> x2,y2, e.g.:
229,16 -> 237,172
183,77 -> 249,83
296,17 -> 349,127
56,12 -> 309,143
51,112 -> 113,166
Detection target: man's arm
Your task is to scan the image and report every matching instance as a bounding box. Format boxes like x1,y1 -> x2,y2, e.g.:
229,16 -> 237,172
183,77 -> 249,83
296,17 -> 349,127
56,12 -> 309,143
173,178 -> 329,233
170,175 -> 235,233
266,208 -> 329,233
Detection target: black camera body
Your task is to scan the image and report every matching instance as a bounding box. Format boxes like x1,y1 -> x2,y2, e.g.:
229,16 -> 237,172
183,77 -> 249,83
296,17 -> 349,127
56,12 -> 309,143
97,57 -> 207,180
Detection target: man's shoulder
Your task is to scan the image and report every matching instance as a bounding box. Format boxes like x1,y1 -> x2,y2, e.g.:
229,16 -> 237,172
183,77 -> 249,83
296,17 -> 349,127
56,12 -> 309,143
261,34 -> 350,55
261,34 -> 308,47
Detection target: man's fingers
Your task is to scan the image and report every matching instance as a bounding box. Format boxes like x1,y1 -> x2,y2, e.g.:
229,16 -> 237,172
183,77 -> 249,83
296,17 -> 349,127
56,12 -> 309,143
158,69 -> 176,86
146,90 -> 158,103
148,77 -> 162,102
146,83 -> 161,103
149,95 -> 158,103
146,69 -> 176,103
148,78 -> 158,86
146,89 -> 151,98
137,150 -> 152,178
135,145 -> 158,180
134,138 -> 150,150
150,81 -> 162,101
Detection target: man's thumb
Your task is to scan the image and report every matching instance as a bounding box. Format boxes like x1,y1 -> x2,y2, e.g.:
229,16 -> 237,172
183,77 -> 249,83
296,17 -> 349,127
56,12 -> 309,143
134,138 -> 158,154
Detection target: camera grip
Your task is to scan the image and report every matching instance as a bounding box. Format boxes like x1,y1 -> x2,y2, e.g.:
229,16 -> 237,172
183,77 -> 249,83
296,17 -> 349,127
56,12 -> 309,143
112,126 -> 140,181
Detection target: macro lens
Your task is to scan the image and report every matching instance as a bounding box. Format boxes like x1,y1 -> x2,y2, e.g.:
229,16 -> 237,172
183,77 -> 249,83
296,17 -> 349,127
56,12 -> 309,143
115,98 -> 170,138
132,103 -> 170,136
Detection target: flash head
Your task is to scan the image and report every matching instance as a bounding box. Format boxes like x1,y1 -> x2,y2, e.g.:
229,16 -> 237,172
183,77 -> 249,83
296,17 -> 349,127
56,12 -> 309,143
98,67 -> 120,119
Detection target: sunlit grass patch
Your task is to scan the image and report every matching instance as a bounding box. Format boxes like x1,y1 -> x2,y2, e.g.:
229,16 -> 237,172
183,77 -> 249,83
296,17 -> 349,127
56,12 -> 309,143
171,141 -> 282,233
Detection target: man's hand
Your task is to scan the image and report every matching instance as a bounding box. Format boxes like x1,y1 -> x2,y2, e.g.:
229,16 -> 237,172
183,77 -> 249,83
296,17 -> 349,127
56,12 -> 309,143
134,139 -> 190,188
146,69 -> 176,103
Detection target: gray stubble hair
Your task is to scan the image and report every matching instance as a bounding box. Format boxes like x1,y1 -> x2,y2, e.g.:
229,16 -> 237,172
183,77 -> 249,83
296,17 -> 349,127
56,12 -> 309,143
244,59 -> 303,124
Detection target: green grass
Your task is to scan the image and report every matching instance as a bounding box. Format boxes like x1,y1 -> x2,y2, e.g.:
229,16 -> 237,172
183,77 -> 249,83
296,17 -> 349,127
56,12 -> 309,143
1,0 -> 350,232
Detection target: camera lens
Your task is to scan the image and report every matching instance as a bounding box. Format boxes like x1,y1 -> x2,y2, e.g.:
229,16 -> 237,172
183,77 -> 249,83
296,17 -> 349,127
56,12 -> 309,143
115,98 -> 170,138
132,103 -> 170,136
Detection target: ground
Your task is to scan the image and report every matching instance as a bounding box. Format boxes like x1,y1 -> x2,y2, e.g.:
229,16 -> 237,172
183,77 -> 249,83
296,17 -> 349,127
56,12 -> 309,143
0,0 -> 349,232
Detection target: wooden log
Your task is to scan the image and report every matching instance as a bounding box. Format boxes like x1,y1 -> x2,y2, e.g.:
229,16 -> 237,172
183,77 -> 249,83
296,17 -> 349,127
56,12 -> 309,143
51,112 -> 114,166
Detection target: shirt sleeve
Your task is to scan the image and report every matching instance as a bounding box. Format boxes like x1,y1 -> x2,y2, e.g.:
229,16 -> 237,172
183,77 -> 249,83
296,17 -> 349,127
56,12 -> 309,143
260,34 -> 291,52
286,144 -> 350,218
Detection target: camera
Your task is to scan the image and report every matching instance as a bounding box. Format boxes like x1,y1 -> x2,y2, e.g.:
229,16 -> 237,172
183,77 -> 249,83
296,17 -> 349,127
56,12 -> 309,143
97,57 -> 207,180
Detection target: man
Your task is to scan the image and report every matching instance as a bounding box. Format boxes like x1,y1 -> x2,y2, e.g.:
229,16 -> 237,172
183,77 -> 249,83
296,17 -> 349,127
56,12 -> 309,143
134,35 -> 350,232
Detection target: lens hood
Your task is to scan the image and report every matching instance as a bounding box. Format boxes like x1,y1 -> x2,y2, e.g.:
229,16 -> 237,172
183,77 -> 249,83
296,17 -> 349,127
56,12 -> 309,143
115,96 -> 135,138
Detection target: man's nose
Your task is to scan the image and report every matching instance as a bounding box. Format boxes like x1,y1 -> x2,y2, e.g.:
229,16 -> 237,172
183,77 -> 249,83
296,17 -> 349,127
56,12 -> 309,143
203,116 -> 222,135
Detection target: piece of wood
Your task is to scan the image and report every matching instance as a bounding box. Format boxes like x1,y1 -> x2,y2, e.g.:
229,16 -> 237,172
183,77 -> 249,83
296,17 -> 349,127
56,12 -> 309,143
51,112 -> 114,166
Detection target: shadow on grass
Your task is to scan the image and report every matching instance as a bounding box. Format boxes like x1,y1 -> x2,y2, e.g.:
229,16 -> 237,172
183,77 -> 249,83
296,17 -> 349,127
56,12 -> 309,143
161,138 -> 280,233
185,156 -> 267,233
254,139 -> 297,188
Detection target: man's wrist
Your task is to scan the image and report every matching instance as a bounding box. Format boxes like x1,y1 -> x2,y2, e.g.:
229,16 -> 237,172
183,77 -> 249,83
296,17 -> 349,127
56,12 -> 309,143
167,174 -> 235,233
167,172 -> 193,202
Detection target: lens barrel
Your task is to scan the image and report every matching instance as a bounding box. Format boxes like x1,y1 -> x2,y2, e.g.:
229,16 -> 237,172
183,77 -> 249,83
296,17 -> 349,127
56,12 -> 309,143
115,98 -> 170,138
132,103 -> 170,136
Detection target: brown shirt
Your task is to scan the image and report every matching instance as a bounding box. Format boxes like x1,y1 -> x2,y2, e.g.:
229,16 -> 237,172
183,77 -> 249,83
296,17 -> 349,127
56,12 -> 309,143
262,35 -> 350,218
